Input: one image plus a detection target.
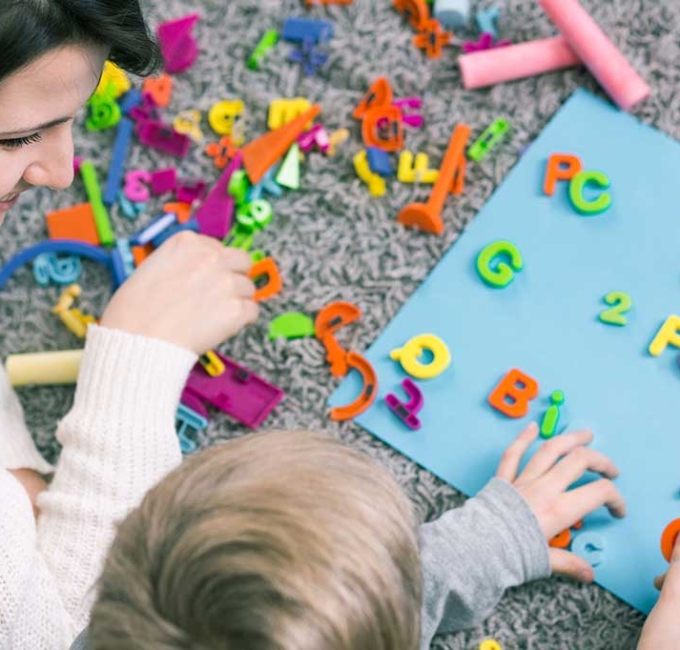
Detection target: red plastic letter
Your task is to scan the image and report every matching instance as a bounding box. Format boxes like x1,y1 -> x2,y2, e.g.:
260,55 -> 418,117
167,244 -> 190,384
488,368 -> 539,418
544,153 -> 583,196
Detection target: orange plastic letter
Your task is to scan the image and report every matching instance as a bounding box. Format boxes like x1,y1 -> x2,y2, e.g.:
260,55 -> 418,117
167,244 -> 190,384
544,154 -> 583,196
488,368 -> 539,418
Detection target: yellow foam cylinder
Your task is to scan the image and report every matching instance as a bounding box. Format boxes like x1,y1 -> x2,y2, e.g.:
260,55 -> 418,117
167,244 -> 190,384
5,350 -> 84,387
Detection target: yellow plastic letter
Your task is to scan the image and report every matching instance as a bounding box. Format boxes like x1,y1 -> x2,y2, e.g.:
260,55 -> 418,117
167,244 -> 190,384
390,334 -> 451,380
648,315 -> 680,356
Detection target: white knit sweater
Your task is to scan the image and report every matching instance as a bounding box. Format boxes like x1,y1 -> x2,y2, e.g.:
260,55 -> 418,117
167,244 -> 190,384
0,325 -> 197,649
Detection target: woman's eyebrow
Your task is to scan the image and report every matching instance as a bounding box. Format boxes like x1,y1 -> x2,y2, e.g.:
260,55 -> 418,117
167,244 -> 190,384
0,116 -> 71,138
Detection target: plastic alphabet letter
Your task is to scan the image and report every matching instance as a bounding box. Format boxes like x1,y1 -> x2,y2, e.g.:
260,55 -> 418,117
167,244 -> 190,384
488,368 -> 539,418
569,170 -> 612,214
476,240 -> 524,288
390,334 -> 451,380
544,153 -> 583,196
648,315 -> 680,357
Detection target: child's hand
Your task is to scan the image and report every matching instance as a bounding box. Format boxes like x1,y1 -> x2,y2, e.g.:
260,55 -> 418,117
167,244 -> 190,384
637,536 -> 680,650
100,232 -> 258,354
496,422 -> 626,584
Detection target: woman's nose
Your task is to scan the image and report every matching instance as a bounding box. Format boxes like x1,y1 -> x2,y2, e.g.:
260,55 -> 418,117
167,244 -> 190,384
22,126 -> 75,191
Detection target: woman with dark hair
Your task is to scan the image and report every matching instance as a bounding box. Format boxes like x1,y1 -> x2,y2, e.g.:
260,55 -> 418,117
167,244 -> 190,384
0,2 -> 258,648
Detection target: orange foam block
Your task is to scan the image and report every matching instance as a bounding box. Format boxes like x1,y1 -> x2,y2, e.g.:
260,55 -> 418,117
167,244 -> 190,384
46,203 -> 100,245
132,244 -> 154,267
241,105 -> 321,185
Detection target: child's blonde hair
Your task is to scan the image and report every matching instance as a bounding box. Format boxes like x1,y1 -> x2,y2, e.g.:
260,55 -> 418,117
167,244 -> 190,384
90,430 -> 422,650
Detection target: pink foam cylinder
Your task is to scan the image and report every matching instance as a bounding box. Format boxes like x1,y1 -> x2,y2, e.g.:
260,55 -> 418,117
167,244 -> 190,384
459,37 -> 580,90
539,0 -> 650,111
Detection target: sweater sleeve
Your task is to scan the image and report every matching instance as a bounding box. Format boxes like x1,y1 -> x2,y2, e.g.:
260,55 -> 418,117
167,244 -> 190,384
419,478 -> 551,648
0,325 -> 197,649
0,362 -> 54,474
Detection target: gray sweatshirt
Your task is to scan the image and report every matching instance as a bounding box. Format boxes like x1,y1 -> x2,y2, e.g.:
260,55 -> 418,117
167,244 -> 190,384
71,477 -> 550,650
419,477 -> 552,647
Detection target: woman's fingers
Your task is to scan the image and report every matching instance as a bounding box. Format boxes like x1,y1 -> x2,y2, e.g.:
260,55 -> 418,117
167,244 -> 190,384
230,273 -> 257,299
549,547 -> 594,584
543,446 -> 619,491
517,429 -> 594,483
223,246 -> 254,274
496,422 -> 539,482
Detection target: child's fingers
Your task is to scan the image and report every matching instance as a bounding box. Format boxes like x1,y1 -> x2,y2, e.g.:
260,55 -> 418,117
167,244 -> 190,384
542,447 -> 619,491
549,547 -> 594,583
496,422 -> 539,482
559,479 -> 626,524
516,429 -> 594,483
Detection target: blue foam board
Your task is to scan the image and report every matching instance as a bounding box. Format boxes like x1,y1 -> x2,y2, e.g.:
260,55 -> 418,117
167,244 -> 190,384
330,89 -> 680,615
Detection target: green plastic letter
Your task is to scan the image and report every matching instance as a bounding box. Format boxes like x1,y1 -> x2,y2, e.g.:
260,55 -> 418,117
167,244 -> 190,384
569,170 -> 612,214
476,240 -> 524,288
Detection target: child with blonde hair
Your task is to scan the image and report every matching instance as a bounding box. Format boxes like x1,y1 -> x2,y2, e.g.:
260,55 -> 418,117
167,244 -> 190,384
88,422 -> 678,649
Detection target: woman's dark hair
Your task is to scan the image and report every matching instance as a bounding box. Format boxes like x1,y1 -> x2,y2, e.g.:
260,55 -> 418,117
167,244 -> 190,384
0,0 -> 161,83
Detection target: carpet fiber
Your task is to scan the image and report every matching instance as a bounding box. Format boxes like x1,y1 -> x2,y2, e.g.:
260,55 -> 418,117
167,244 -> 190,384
2,0 -> 676,647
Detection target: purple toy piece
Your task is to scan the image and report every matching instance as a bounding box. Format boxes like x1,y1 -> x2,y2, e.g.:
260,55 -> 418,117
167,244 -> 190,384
129,93 -> 161,124
181,350 -> 284,428
194,153 -> 241,239
150,168 -> 178,195
392,97 -> 425,129
298,124 -> 330,153
138,121 -> 192,158
385,379 -> 424,430
73,157 -> 83,174
158,14 -> 200,74
462,32 -> 511,53
176,180 -> 207,204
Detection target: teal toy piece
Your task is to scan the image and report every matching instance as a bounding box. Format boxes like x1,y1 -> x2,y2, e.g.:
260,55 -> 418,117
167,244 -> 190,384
32,253 -> 82,287
175,403 -> 208,454
572,532 -> 605,567
569,170 -> 612,214
476,240 -> 523,288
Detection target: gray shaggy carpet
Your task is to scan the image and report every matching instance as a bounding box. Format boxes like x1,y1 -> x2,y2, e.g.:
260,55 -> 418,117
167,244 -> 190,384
3,0 -> 677,647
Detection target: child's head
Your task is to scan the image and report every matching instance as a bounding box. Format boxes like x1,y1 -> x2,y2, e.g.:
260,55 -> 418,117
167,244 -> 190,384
0,0 -> 158,225
90,430 -> 422,650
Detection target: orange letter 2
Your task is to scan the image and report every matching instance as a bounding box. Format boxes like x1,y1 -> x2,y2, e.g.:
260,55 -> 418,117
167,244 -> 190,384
488,368 -> 539,418
544,153 -> 583,196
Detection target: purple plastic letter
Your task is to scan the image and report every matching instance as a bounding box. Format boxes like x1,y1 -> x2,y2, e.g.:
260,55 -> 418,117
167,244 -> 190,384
385,378 -> 424,430
193,153 -> 241,239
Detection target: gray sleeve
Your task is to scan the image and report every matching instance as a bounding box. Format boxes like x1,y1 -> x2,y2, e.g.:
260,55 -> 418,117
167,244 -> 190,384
419,477 -> 551,648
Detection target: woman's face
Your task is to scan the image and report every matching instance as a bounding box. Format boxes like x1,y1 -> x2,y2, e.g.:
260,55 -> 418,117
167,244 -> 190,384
0,44 -> 107,228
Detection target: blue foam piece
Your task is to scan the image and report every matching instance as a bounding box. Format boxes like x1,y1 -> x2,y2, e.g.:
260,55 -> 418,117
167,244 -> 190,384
433,0 -> 471,29
103,117 -> 134,206
150,216 -> 200,248
118,88 -> 143,115
0,240 -> 114,291
330,89 -> 680,615
281,18 -> 333,44
366,147 -> 394,177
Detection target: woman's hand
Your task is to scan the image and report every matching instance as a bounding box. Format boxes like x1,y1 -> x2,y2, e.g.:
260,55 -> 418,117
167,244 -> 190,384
497,422 -> 626,583
100,232 -> 258,354
7,468 -> 48,518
